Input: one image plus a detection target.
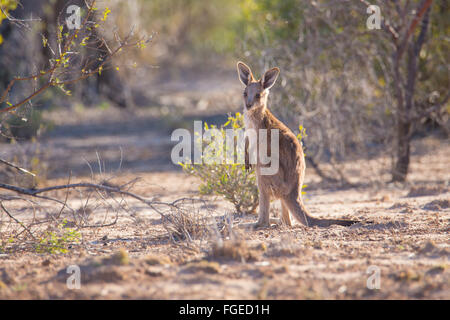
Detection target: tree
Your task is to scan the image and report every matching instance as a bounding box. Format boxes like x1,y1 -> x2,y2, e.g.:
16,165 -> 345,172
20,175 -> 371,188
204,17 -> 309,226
234,0 -> 449,183
0,0 -> 150,116
383,0 -> 448,181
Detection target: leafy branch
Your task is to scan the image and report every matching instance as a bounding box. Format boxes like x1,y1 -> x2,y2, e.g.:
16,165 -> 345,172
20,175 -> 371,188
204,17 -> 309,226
0,0 -> 152,113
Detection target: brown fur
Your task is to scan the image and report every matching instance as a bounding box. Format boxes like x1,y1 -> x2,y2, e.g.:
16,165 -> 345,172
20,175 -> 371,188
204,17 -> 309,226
237,61 -> 356,228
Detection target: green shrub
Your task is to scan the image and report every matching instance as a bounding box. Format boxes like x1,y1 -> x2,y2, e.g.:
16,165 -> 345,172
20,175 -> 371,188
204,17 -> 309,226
181,113 -> 258,215
36,220 -> 80,254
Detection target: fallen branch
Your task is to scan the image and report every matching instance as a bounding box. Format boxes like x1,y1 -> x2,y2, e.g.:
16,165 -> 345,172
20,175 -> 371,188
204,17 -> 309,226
0,157 -> 36,176
0,181 -> 208,221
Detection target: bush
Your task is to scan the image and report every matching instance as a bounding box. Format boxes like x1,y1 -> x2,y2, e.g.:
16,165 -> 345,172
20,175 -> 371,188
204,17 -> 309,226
181,113 -> 259,215
36,220 -> 80,254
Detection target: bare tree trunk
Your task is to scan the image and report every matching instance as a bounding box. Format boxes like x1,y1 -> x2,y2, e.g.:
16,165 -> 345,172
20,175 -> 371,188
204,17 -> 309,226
392,4 -> 431,182
392,111 -> 411,182
392,45 -> 409,182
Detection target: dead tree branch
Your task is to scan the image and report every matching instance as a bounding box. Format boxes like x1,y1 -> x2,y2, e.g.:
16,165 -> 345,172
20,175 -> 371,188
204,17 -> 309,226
0,158 -> 35,176
0,181 -> 207,221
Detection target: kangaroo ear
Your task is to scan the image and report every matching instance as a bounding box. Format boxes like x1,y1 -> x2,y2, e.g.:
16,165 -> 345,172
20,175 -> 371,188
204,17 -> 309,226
262,67 -> 280,90
237,61 -> 253,86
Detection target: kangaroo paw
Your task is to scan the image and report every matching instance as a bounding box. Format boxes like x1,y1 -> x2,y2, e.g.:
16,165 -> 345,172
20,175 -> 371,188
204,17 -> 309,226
254,221 -> 271,229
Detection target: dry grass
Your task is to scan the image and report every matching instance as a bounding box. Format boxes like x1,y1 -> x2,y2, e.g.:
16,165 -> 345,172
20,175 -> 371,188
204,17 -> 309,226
162,201 -> 213,242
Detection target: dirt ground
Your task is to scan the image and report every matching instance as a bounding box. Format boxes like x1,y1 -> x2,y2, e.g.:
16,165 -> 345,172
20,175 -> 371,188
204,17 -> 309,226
0,90 -> 449,299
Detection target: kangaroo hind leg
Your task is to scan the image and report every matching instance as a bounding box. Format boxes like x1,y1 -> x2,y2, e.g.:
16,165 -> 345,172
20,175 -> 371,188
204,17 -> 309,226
281,200 -> 292,226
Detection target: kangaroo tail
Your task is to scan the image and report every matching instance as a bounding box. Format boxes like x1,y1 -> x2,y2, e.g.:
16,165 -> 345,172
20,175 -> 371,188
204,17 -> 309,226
285,197 -> 357,227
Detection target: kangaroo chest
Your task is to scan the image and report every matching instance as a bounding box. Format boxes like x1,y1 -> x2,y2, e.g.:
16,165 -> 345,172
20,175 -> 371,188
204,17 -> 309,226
244,108 -> 271,165
244,109 -> 256,130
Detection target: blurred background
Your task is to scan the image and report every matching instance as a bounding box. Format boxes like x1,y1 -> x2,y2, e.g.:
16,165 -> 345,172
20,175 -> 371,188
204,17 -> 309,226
0,0 -> 448,186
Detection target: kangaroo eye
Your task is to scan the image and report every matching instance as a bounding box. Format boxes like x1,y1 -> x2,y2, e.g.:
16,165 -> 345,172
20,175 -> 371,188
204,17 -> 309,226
255,93 -> 261,99
243,92 -> 247,97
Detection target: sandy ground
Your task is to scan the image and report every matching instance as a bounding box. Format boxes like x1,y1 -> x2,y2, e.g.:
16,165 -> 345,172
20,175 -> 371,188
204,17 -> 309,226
0,102 -> 449,299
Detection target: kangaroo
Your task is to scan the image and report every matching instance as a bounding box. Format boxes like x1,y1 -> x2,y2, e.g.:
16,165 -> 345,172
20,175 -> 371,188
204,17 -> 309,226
237,61 -> 356,228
